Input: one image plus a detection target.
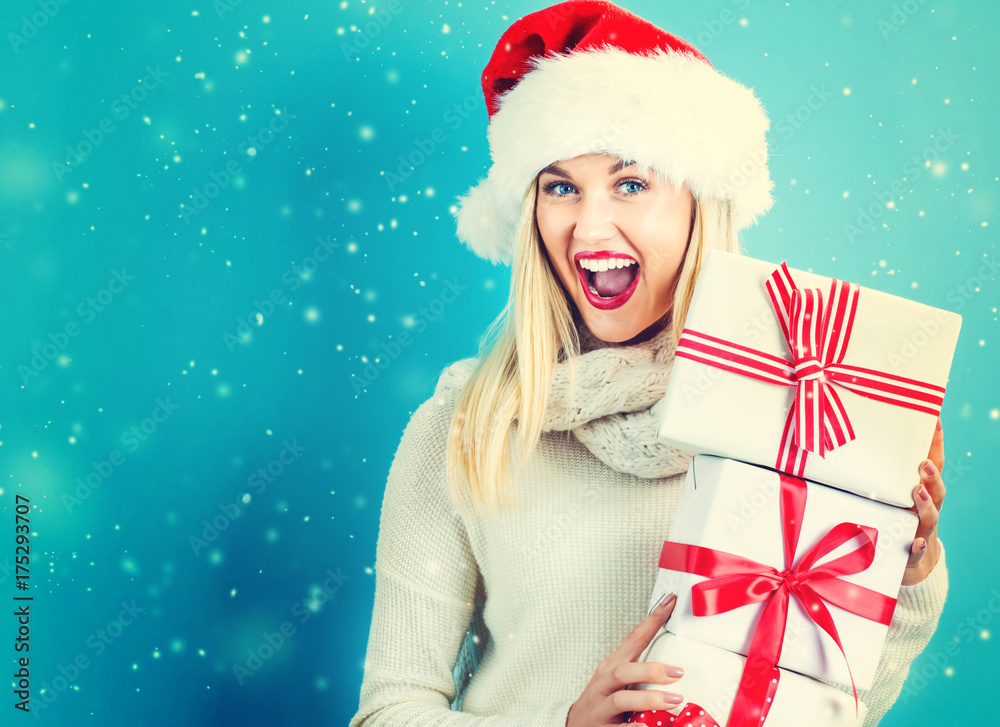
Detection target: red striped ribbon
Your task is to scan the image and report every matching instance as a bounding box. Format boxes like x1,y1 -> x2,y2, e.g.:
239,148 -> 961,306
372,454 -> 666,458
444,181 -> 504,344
676,261 -> 946,476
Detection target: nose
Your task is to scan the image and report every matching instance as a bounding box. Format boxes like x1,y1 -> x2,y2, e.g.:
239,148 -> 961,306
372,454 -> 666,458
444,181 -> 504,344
572,192 -> 617,244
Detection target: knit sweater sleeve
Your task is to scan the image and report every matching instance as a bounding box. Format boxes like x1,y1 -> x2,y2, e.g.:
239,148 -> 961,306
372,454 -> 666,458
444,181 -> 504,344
821,541 -> 949,726
348,363 -> 577,727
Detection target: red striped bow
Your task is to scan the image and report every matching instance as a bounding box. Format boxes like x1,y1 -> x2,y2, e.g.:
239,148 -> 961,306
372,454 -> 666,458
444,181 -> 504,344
676,261 -> 946,477
658,472 -> 897,727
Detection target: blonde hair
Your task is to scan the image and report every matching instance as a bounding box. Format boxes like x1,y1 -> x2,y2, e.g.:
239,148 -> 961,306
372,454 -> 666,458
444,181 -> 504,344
445,170 -> 740,521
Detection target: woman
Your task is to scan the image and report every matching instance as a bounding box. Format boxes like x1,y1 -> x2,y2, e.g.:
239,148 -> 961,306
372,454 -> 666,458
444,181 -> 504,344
349,2 -> 948,725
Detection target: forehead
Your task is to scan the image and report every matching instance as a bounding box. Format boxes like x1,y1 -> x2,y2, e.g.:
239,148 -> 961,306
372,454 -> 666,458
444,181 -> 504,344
539,155 -> 653,179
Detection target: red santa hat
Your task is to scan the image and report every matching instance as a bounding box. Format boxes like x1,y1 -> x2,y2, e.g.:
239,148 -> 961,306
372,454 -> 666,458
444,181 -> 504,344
453,0 -> 774,265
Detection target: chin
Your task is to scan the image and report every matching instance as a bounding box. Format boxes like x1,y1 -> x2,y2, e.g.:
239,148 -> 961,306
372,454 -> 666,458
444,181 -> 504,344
577,306 -> 671,346
590,327 -> 635,344
578,314 -> 642,344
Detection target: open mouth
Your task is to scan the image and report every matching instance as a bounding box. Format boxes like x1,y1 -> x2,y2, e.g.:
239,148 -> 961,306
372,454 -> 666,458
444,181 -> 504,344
574,253 -> 641,310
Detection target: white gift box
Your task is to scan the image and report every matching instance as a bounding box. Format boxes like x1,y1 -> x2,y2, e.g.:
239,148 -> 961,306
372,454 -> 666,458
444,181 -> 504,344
647,455 -> 917,690
655,249 -> 961,506
632,631 -> 867,727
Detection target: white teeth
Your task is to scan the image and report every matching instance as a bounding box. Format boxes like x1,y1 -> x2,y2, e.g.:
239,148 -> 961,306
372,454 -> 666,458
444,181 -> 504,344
579,258 -> 635,271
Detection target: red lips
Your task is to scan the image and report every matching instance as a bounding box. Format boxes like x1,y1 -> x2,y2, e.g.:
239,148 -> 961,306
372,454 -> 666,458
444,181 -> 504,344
574,250 -> 641,310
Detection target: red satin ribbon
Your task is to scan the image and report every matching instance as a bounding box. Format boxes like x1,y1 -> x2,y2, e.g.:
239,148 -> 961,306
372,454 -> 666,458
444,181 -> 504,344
675,261 -> 947,478
658,472 -> 897,727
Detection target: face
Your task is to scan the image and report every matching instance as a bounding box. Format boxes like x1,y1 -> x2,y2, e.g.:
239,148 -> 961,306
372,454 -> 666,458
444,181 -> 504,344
535,154 -> 695,345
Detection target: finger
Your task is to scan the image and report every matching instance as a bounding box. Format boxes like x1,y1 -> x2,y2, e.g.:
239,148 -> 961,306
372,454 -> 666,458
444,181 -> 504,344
912,483 -> 939,543
611,593 -> 676,664
606,685 -> 685,718
927,417 -> 944,472
906,537 -> 928,569
918,458 -> 945,512
606,661 -> 685,693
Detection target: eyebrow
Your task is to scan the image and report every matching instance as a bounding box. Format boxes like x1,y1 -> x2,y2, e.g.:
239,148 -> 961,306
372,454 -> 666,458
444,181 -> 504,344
539,158 -> 638,179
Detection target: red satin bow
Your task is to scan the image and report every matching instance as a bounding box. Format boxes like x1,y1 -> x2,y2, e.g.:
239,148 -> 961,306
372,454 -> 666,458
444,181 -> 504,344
676,261 -> 947,477
658,472 -> 898,727
626,703 -> 721,727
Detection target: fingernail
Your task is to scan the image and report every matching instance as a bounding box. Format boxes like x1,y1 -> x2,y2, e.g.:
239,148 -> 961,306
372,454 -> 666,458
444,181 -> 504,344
920,540 -> 927,551
918,485 -> 931,502
922,460 -> 937,477
662,692 -> 683,706
935,418 -> 943,431
664,666 -> 684,678
658,593 -> 677,611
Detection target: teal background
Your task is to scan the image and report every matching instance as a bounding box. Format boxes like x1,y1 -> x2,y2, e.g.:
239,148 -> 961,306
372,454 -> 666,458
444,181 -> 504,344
0,0 -> 995,724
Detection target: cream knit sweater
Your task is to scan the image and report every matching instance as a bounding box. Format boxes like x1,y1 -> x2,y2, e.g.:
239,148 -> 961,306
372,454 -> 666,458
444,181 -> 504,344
349,341 -> 948,726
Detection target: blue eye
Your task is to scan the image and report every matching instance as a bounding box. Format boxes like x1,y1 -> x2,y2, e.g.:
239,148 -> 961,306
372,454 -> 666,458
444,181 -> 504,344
619,179 -> 647,195
541,178 -> 647,197
543,181 -> 577,196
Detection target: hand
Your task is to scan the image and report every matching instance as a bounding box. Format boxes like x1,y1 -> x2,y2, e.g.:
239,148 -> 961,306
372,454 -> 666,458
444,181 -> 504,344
901,417 -> 945,586
566,593 -> 684,726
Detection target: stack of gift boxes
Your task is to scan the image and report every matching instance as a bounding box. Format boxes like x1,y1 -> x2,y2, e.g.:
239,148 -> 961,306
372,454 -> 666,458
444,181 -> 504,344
625,250 -> 962,727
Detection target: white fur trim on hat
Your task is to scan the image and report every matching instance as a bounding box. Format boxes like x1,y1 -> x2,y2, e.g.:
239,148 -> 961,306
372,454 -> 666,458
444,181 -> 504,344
453,47 -> 774,265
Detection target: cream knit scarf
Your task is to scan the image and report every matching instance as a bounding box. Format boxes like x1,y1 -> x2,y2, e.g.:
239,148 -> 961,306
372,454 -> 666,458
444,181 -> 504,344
541,312 -> 695,480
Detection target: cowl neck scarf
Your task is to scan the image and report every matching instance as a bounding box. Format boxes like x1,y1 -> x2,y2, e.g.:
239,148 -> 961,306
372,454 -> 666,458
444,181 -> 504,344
541,312 -> 695,480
